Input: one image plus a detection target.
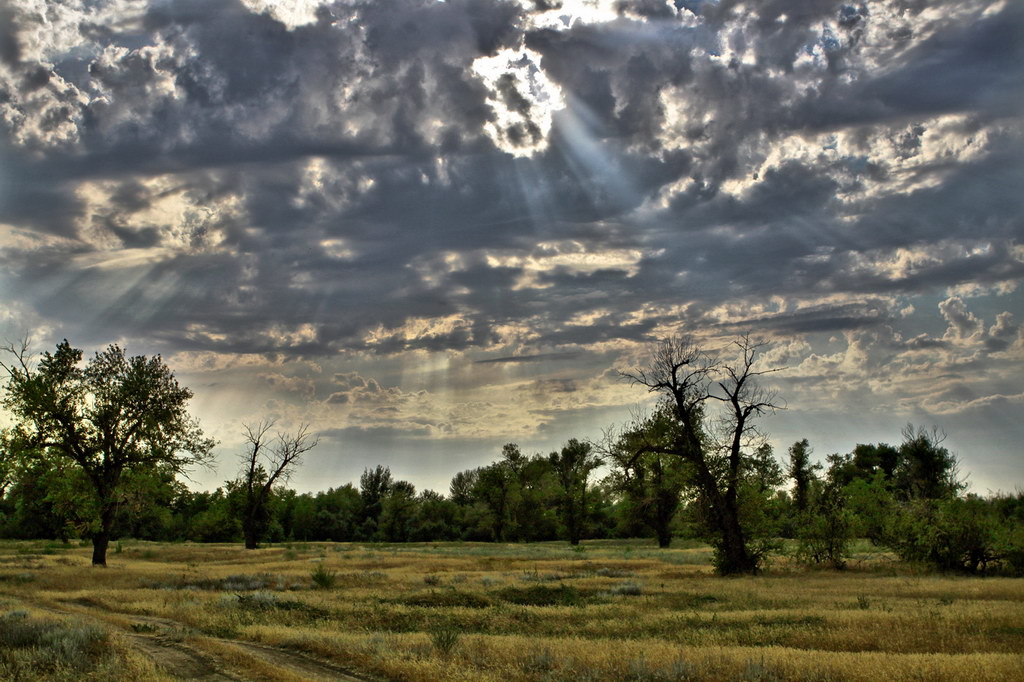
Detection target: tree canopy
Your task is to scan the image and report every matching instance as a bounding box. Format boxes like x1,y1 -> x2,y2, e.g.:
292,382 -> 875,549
1,339 -> 215,565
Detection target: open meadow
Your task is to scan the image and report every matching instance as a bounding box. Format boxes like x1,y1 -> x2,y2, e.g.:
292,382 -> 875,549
1,538 -> 1022,681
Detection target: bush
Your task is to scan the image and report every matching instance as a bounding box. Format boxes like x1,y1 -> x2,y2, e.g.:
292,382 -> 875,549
310,563 -> 338,589
793,486 -> 853,570
428,623 -> 461,655
883,497 -> 1004,573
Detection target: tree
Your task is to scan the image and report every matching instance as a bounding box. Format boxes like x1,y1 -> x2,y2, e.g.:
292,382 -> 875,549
795,461 -> 853,570
0,339 -> 215,566
893,425 -> 964,500
606,406 -> 688,547
787,439 -> 819,514
549,438 -> 601,545
474,461 -> 514,542
449,469 -> 479,506
236,420 -> 318,549
379,480 -> 417,542
622,334 -> 783,575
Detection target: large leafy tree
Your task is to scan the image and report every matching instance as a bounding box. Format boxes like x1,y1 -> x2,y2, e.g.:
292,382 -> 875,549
606,406 -> 688,548
787,439 -> 819,513
0,339 -> 215,565
549,438 -> 601,546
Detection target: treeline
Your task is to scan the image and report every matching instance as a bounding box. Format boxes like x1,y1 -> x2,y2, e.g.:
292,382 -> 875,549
2,336 -> 1022,574
2,428 -> 1022,575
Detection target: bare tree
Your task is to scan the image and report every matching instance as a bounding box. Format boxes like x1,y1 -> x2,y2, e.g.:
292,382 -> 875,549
621,334 -> 783,574
238,420 -> 318,549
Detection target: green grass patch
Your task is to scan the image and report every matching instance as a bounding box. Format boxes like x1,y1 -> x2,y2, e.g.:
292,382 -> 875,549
494,584 -> 594,607
397,590 -> 493,608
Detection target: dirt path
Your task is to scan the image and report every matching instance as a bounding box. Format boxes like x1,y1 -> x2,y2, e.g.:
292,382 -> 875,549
30,599 -> 373,681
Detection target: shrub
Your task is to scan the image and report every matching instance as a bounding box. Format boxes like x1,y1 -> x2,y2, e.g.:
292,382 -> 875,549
428,623 -> 461,655
793,479 -> 853,570
883,497 -> 1004,573
310,563 -> 338,589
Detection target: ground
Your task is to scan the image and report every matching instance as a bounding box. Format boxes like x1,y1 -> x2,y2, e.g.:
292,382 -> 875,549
0,538 -> 1022,681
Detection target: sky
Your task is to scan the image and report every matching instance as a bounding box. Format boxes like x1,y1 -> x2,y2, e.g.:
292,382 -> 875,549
0,0 -> 1022,496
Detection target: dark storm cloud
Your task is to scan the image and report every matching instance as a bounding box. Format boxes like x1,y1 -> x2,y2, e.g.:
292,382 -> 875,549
805,3 -> 1024,127
475,352 -> 581,364
718,301 -> 890,335
0,0 -> 1021,361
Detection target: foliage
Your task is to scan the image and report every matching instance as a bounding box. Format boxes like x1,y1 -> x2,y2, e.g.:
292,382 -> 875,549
428,623 -> 461,655
882,496 -> 1006,574
548,438 -> 601,545
606,405 -> 689,547
310,562 -> 339,589
794,478 -> 854,570
0,339 -> 214,566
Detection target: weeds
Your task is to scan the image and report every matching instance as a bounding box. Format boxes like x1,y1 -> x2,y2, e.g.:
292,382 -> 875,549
142,572 -> 293,591
0,611 -> 112,679
595,567 -> 635,578
742,656 -> 776,681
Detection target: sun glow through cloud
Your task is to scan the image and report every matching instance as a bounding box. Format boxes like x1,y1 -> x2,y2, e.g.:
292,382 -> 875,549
472,47 -> 565,157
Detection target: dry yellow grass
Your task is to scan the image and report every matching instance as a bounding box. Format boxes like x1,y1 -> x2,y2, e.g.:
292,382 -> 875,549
1,538 -> 1022,680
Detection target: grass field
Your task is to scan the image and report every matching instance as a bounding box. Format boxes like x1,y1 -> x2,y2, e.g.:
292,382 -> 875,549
1,538 -> 1022,681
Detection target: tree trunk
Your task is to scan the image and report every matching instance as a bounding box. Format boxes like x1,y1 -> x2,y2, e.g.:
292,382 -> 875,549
655,523 -> 672,548
716,507 -> 758,575
92,503 -> 116,567
243,513 -> 259,550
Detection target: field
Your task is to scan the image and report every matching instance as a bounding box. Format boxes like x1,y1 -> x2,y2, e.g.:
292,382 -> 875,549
0,539 -> 1022,681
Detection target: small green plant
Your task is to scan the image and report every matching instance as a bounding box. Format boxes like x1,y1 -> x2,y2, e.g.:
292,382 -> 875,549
428,623 -> 461,655
310,563 -> 338,589
423,574 -> 442,586
114,541 -> 123,555
856,595 -> 870,610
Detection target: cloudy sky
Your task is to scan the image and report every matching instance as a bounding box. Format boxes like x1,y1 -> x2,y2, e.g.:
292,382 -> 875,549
1,0 -> 1022,495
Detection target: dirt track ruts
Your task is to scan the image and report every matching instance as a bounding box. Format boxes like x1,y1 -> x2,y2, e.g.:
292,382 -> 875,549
33,598 -> 372,681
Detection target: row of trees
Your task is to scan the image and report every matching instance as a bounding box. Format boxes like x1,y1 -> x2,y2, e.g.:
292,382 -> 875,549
2,337 -> 1022,575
